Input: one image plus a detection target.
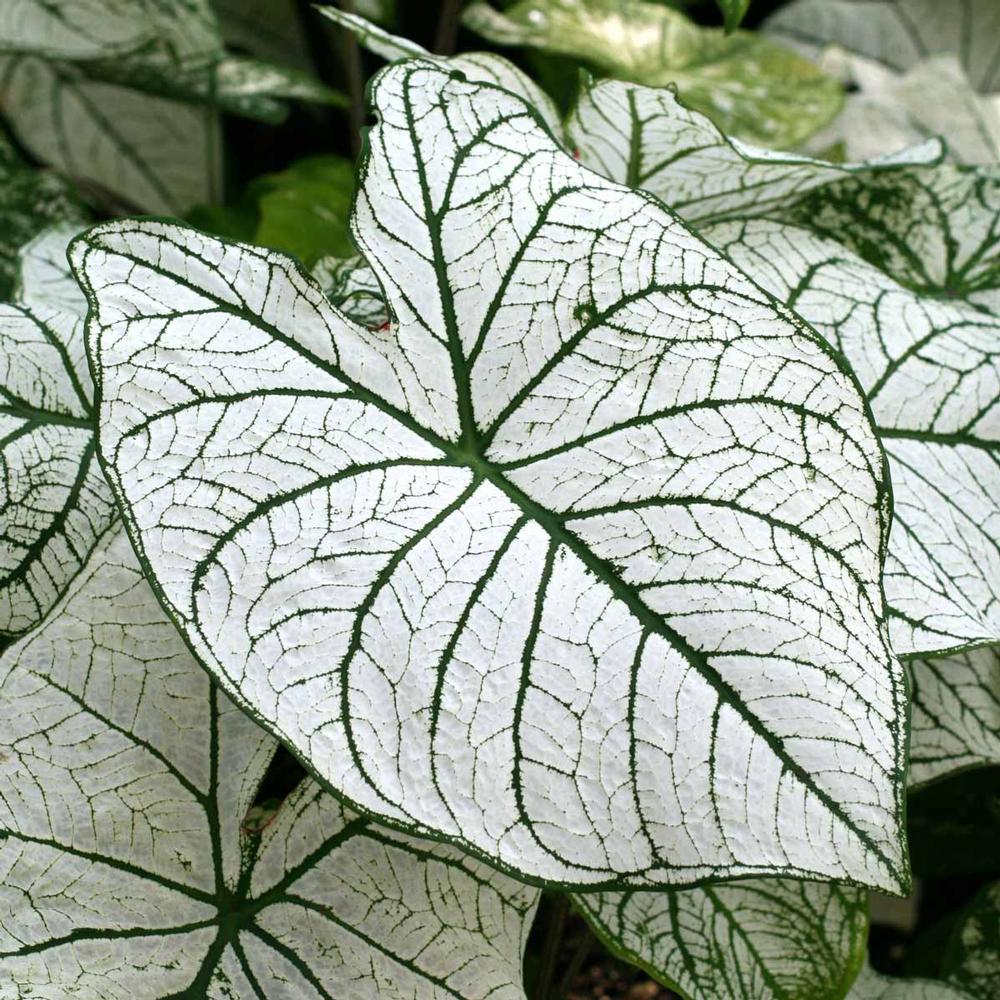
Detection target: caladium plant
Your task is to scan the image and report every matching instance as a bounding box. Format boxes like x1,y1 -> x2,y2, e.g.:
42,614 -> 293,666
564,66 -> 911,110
73,57 -> 909,895
2,2 -> 1000,998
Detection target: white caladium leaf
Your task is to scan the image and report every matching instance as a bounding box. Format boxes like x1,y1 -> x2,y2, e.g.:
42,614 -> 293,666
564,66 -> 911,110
766,0 -> 1000,92
0,528 -> 539,999
566,77 -> 942,225
706,166 -> 1000,657
75,59 -> 908,891
573,879 -> 867,1000
0,0 -> 163,60
848,966 -> 975,1000
802,54 -> 1000,166
312,255 -> 389,329
462,0 -> 843,148
0,140 -> 87,300
0,226 -> 116,640
318,7 -> 562,135
0,56 -> 222,214
909,647 -> 1000,786
13,223 -> 89,316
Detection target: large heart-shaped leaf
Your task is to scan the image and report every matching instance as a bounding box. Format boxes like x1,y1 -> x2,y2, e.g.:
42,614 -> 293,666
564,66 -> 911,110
1,226 -> 116,640
74,59 -> 906,891
0,528 -> 539,998
462,0 -> 843,148
565,77 -> 941,225
909,647 -> 1000,786
573,878 -> 867,1000
766,0 -> 1000,93
706,167 -> 1000,657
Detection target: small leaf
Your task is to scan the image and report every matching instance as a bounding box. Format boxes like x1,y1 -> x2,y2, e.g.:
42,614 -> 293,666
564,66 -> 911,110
75,60 -> 907,890
0,529 -> 539,998
848,964 -> 975,999
706,165 -> 1000,658
312,255 -> 389,328
574,878 -> 868,1000
910,647 -> 1000,786
462,0 -> 843,147
0,225 -> 116,640
766,0 -> 1000,92
566,77 -> 941,225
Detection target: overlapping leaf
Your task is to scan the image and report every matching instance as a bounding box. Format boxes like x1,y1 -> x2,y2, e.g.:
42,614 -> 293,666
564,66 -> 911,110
848,965 -> 975,1000
800,54 -> 1000,165
0,226 -> 115,640
573,879 -> 867,1000
766,0 -> 1000,92
565,77 -> 941,224
0,529 -> 539,999
909,647 -> 1000,786
75,59 -> 907,890
462,0 -> 842,147
0,140 -> 87,299
705,167 -> 1000,658
0,0 -> 341,213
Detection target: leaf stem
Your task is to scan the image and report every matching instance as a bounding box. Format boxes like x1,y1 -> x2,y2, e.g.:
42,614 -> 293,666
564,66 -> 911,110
554,919 -> 593,1000
337,0 -> 366,159
433,0 -> 463,55
533,893 -> 569,1000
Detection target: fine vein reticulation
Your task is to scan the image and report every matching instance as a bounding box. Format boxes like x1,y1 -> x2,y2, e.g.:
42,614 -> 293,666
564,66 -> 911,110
75,59 -> 906,890
0,530 -> 538,999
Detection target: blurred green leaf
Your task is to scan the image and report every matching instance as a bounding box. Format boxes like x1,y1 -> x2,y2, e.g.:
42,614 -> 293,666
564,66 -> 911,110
717,0 -> 750,32
463,0 -> 842,147
190,155 -> 356,264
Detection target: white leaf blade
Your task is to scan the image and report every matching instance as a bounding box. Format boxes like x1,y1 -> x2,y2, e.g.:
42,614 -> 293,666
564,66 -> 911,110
567,77 -> 942,225
849,965 -> 976,1000
0,56 -> 222,215
0,235 -> 115,639
705,169 -> 1000,658
0,529 -> 539,999
77,60 -> 907,890
766,0 -> 1000,92
909,647 -> 1000,786
574,878 -> 868,1000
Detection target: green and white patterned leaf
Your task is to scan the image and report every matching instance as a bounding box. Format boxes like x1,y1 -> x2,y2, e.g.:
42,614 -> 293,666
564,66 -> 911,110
566,77 -> 942,225
1,225 -> 116,640
573,879 -> 867,1000
462,0 -> 843,148
848,965 -> 975,1000
318,7 -> 562,134
0,141 -> 87,300
941,882 -> 1000,999
706,166 -> 1000,657
0,528 -> 539,999
766,0 -> 1000,92
0,56 -> 222,214
75,59 -> 907,891
910,647 -> 1000,786
802,53 -> 1000,165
